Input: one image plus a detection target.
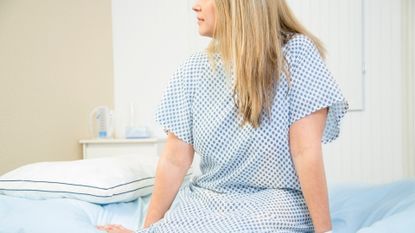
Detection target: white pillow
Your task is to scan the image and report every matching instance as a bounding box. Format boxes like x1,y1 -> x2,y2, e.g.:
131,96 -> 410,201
0,154 -> 162,204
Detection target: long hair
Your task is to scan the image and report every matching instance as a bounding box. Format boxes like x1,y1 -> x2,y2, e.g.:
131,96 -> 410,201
207,0 -> 325,128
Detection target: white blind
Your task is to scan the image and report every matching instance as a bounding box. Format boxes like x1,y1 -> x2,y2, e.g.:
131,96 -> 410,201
288,0 -> 364,110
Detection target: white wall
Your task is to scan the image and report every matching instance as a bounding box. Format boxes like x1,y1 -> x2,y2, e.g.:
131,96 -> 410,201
112,0 -> 188,139
413,0 -> 415,96
409,0 -> 415,177
399,0 -> 414,178
288,0 -> 364,110
324,0 -> 405,185
112,0 -> 410,185
413,0 -> 415,176
111,0 -> 209,140
413,0 -> 415,123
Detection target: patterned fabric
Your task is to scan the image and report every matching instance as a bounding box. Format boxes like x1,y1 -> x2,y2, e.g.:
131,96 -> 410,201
137,35 -> 349,233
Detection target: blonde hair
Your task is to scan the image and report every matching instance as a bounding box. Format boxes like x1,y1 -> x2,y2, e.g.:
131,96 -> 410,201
207,0 -> 325,128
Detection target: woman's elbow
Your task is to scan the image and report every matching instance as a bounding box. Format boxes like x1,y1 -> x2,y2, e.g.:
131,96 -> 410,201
161,133 -> 195,169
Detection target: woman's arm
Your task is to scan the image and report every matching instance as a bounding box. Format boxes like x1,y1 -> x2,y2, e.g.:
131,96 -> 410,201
143,132 -> 194,228
289,107 -> 332,233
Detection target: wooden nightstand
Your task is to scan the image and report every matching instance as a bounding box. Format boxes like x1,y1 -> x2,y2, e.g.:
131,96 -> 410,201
79,138 -> 166,159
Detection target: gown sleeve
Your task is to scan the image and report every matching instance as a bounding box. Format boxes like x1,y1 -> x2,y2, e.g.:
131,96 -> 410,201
154,55 -> 201,145
287,35 -> 349,144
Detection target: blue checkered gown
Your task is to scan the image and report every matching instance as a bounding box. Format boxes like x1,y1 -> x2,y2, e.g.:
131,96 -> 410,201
136,35 -> 349,233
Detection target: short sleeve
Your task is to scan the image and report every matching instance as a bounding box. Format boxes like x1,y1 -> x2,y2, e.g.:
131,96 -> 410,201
154,55 -> 201,145
287,36 -> 349,144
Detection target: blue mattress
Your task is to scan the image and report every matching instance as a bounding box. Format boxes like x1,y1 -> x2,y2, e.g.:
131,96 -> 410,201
1,180 -> 414,233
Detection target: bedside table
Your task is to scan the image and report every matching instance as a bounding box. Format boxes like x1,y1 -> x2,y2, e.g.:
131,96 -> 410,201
79,138 -> 166,159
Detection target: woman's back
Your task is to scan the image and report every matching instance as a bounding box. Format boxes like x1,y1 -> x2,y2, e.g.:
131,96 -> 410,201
142,34 -> 348,232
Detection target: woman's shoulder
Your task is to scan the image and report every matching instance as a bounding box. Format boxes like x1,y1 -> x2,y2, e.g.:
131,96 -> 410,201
284,34 -> 319,58
283,34 -> 323,68
284,34 -> 316,51
180,50 -> 210,71
170,51 -> 209,88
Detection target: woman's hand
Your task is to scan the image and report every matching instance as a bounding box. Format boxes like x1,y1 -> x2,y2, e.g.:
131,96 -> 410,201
96,224 -> 134,233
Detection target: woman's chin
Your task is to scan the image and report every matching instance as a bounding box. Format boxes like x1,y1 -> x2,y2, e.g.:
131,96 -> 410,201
198,31 -> 213,38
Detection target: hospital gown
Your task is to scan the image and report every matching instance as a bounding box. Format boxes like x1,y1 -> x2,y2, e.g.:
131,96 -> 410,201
136,35 -> 349,233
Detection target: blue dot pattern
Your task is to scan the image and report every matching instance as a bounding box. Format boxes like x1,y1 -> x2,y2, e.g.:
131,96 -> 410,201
137,35 -> 349,232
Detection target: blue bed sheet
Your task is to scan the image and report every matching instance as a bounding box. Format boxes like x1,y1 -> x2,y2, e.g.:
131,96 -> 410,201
0,194 -> 151,233
0,180 -> 414,233
329,179 -> 415,233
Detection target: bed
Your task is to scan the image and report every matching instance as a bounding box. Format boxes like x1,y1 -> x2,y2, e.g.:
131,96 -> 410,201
0,156 -> 414,233
0,194 -> 150,233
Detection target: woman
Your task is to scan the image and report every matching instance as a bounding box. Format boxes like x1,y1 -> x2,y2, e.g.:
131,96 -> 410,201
98,0 -> 348,232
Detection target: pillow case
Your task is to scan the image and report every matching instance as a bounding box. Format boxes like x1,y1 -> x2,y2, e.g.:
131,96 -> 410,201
0,154 -> 162,204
